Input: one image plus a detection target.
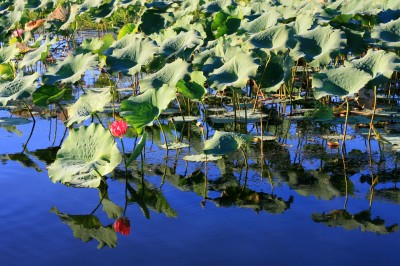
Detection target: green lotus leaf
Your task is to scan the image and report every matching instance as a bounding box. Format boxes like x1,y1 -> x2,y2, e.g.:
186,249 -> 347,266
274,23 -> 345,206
104,34 -> 158,75
256,52 -> 294,92
293,11 -> 317,34
160,30 -> 203,60
48,123 -> 122,188
65,88 -> 112,127
76,34 -> 114,55
312,65 -> 372,99
239,10 -> 281,34
60,4 -> 79,31
78,0 -> 104,12
32,85 -> 73,107
51,207 -> 117,249
0,73 -> 38,106
203,131 -> 252,156
120,90 -> 160,132
88,0 -> 117,21
211,10 -> 241,38
0,63 -> 14,80
249,24 -> 296,53
19,37 -> 56,68
209,51 -> 259,90
0,44 -> 19,64
202,0 -> 235,13
372,17 -> 400,50
290,25 -> 347,67
171,16 -> 207,38
140,59 -> 190,111
345,49 -> 400,87
44,53 -> 98,84
176,71 -> 207,101
117,23 -> 138,40
140,9 -> 168,35
182,154 -> 222,162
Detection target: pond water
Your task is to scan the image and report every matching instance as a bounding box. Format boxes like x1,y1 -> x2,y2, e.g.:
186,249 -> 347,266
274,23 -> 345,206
1,100 -> 399,266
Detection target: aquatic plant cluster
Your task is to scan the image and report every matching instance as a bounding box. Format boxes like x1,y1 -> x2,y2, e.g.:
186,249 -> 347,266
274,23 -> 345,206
1,0 -> 400,248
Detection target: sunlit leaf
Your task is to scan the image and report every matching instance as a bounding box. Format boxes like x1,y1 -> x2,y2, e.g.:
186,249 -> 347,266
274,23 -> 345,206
0,44 -> 19,64
104,34 -> 157,75
160,30 -> 203,60
19,37 -> 56,68
290,25 -> 347,67
65,88 -> 112,127
372,17 -> 400,50
249,24 -> 296,53
0,73 -> 38,106
48,123 -> 122,188
44,53 -> 98,84
203,131 -> 252,156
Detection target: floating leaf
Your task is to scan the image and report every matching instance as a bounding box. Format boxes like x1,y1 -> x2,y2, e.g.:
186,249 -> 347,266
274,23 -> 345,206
160,142 -> 189,150
0,73 -> 38,106
182,154 -> 222,162
65,88 -> 112,127
44,53 -> 98,84
0,117 -> 31,126
203,131 -> 252,156
48,123 -> 122,188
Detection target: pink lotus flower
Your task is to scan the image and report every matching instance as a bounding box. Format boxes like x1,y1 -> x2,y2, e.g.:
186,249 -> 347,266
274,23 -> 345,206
12,29 -> 24,38
113,217 -> 130,235
109,120 -> 128,138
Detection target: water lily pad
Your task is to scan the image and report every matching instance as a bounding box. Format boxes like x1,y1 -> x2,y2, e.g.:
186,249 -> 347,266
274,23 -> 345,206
182,154 -> 222,162
160,142 -> 189,150
48,123 -> 122,188
171,116 -> 200,122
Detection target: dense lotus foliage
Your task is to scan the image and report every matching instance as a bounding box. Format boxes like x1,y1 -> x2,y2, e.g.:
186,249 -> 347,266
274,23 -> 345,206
0,0 -> 400,189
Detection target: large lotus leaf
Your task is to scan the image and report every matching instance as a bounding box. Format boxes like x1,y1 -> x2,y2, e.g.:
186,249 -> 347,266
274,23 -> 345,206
312,66 -> 372,99
117,23 -> 138,40
176,71 -> 207,101
293,11 -> 317,34
342,27 -> 369,55
65,88 -> 112,127
171,16 -> 207,38
211,10 -> 242,38
202,0 -> 236,13
104,34 -> 157,75
140,9 -> 168,35
345,49 -> 400,87
377,9 -> 400,23
76,34 -> 114,55
140,59 -> 190,110
51,207 -> 117,249
160,30 -> 203,60
87,0 -> 117,21
60,4 -> 79,31
48,123 -> 122,188
32,85 -> 73,107
19,37 -> 56,68
249,24 -> 296,53
203,131 -> 252,156
0,44 -> 19,64
257,53 -> 294,92
44,53 -> 98,84
120,90 -> 160,131
239,10 -> 281,34
372,17 -> 400,50
209,51 -> 259,90
290,26 -> 347,67
0,73 -> 38,106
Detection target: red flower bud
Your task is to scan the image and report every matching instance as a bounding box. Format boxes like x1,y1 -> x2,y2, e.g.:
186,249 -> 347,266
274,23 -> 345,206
113,217 -> 130,235
110,120 -> 128,138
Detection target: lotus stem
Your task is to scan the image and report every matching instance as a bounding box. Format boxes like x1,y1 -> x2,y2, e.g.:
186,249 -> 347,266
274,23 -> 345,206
157,118 -> 169,156
240,146 -> 248,170
253,56 -> 271,112
368,86 -> 377,142
22,99 -> 35,123
342,98 -> 349,149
